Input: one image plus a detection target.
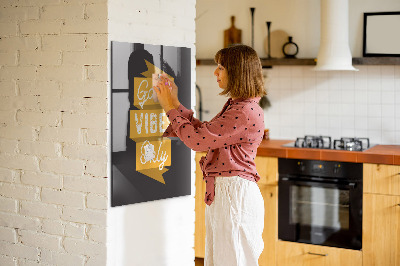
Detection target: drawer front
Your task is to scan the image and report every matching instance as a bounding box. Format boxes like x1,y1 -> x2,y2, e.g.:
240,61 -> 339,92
364,164 -> 400,196
277,241 -> 362,266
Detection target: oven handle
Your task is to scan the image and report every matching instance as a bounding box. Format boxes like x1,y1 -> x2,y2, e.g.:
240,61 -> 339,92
280,177 -> 357,189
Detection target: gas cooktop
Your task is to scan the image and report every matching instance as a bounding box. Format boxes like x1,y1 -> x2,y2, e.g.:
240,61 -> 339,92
282,135 -> 375,151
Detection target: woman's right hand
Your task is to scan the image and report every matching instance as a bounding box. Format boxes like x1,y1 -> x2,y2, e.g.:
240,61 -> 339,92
160,73 -> 180,109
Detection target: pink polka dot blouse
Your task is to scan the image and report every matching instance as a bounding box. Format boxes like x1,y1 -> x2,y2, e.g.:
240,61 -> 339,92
162,97 -> 265,205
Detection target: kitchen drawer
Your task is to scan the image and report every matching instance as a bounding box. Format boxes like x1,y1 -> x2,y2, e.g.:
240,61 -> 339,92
364,164 -> 400,196
276,240 -> 362,266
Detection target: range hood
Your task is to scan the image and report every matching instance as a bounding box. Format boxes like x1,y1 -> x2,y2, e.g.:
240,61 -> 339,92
314,0 -> 358,71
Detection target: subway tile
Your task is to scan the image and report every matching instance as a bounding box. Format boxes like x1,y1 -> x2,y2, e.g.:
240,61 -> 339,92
328,88 -> 341,103
381,78 -> 395,91
303,67 -> 316,78
381,131 -> 396,144
279,78 -> 291,89
367,129 -> 382,143
367,77 -> 381,91
316,103 -> 329,115
381,65 -> 395,77
328,76 -> 341,90
354,116 -> 368,130
355,128 -> 368,138
329,116 -> 342,129
291,77 -> 304,90
367,65 -> 381,76
315,77 -> 329,90
396,130 -> 400,144
341,89 -> 354,103
304,102 -> 316,115
355,104 -> 368,116
382,90 -> 395,104
395,119 -> 400,131
316,70 -> 328,79
341,104 -> 355,116
316,89 -> 329,103
367,91 -> 381,104
316,116 -> 330,128
382,117 -> 396,131
341,117 -> 355,129
354,90 -> 367,104
368,117 -> 382,131
367,104 -> 382,117
341,128 -> 355,137
329,103 -> 341,116
382,104 -> 395,118
394,66 -> 400,78
303,88 -> 316,103
279,67 -> 291,78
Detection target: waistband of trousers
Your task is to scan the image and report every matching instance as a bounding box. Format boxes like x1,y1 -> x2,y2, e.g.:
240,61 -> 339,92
214,175 -> 244,184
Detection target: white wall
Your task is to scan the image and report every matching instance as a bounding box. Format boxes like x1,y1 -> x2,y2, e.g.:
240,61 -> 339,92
107,1 -> 197,266
196,0 -> 400,58
196,0 -> 400,145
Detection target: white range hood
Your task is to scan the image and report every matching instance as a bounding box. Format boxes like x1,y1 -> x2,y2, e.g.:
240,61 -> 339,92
314,0 -> 358,71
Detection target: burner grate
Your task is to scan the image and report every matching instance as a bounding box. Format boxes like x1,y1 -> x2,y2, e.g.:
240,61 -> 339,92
295,135 -> 332,149
333,137 -> 370,151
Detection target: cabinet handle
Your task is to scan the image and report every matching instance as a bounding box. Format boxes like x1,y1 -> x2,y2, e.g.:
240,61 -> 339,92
397,204 -> 400,207
307,252 -> 328,256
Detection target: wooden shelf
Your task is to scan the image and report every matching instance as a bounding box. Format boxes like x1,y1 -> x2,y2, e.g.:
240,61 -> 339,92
196,57 -> 400,67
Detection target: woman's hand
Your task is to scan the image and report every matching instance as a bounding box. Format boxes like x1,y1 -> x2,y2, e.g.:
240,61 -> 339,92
154,76 -> 175,113
160,73 -> 180,109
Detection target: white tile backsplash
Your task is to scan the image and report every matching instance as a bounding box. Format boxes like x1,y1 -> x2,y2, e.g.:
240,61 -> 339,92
196,65 -> 400,144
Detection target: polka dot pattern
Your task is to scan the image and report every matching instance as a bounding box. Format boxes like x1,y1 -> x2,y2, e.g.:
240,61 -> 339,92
162,97 -> 265,206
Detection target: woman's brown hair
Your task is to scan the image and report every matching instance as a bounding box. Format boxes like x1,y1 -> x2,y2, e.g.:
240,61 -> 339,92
214,44 -> 266,99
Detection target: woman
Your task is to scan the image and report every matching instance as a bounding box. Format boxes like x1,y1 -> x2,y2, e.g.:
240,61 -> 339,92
155,44 -> 266,266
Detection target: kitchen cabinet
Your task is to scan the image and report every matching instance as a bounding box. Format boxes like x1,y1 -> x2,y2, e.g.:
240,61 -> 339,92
276,241 -> 362,266
363,193 -> 400,266
259,184 -> 278,266
255,156 -> 278,186
363,163 -> 400,196
363,163 -> 400,266
195,152 -> 207,258
194,154 -> 279,266
256,157 -> 278,266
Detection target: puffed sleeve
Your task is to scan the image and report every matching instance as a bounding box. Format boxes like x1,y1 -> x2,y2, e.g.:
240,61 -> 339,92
162,103 -> 202,138
165,106 -> 249,152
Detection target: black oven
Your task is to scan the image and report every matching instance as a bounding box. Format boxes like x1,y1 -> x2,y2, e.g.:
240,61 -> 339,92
278,158 -> 362,250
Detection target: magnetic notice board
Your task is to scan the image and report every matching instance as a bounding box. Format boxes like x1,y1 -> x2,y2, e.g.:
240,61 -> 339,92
110,41 -> 192,207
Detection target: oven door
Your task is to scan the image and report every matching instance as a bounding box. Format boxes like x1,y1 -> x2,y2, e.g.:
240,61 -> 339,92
278,176 -> 362,250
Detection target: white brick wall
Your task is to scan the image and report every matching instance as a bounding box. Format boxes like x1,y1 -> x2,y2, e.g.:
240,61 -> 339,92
0,0 -> 108,265
108,0 -> 196,265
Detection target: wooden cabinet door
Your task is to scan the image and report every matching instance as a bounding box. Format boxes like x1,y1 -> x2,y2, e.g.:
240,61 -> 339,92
277,241 -> 362,266
195,152 -> 207,258
363,193 -> 400,266
364,164 -> 400,196
259,185 -> 278,266
255,156 -> 278,186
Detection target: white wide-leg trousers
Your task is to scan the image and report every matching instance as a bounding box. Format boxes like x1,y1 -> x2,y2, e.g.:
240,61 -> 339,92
205,176 -> 265,266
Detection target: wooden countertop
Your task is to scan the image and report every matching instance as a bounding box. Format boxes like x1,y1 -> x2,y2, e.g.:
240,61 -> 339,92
257,139 -> 400,165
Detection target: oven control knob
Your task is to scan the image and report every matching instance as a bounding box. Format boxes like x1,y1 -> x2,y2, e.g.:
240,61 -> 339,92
298,161 -> 305,171
333,164 -> 341,174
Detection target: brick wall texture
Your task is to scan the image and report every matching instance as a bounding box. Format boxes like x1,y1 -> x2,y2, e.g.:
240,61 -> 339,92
0,0 -> 108,265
